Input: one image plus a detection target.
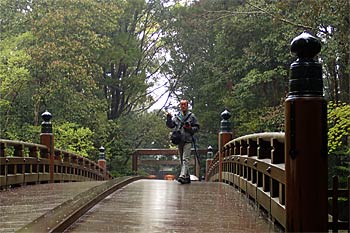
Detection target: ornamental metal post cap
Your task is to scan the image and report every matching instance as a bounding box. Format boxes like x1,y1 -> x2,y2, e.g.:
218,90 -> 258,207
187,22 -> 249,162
290,31 -> 321,60
99,146 -> 105,152
220,109 -> 231,120
207,145 -> 213,152
41,110 -> 52,133
220,109 -> 232,132
41,110 -> 52,122
99,146 -> 105,159
289,32 -> 323,97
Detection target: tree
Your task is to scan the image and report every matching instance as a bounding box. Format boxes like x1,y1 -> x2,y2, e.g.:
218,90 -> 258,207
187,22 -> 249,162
28,0 -> 112,127
0,33 -> 33,137
98,0 -> 172,119
161,0 -> 292,139
328,102 -> 350,186
54,122 -> 95,158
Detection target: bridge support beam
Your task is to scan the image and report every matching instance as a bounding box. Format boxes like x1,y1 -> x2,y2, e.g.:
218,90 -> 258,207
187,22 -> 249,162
285,32 -> 328,232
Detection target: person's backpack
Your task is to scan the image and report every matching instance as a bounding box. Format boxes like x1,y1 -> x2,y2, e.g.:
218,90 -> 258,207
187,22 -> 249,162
170,113 -> 192,145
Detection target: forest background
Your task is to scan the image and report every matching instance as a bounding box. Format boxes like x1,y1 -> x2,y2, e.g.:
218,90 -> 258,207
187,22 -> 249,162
0,0 -> 349,185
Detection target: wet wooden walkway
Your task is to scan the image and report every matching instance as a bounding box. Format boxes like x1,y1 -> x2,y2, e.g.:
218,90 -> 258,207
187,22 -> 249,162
0,181 -> 105,233
1,179 -> 282,233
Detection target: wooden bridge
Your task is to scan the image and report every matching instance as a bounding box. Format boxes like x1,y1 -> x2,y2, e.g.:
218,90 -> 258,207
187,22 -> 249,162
1,32 -> 349,232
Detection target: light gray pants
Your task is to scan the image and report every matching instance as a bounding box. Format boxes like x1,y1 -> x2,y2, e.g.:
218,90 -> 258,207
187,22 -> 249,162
178,142 -> 192,178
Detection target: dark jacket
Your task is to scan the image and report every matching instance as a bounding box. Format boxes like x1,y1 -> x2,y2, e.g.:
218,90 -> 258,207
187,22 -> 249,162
166,111 -> 199,143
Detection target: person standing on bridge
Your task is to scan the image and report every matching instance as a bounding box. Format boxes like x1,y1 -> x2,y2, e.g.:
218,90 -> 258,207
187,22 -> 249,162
166,99 -> 199,184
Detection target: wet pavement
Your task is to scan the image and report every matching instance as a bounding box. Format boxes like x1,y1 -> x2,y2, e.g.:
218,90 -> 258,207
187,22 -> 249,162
66,180 -> 282,233
0,181 -> 106,233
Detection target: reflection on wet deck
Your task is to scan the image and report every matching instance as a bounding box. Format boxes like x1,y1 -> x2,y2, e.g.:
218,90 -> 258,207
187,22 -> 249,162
0,181 -> 105,233
67,180 -> 282,233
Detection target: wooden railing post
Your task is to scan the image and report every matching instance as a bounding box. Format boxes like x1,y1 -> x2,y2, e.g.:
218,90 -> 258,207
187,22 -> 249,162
98,146 -> 106,179
40,111 -> 54,183
132,153 -> 138,174
218,109 -> 232,182
205,146 -> 213,181
285,32 -> 328,232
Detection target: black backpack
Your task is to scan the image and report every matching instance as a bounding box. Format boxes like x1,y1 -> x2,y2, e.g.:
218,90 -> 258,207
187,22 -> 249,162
170,130 -> 182,145
170,113 -> 192,145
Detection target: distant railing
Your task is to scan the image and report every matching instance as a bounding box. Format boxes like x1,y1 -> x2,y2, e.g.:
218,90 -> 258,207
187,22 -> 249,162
131,148 -> 207,179
0,139 -> 112,189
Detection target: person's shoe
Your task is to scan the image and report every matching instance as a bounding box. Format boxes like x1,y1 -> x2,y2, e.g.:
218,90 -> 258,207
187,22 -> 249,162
177,176 -> 185,184
178,176 -> 191,184
183,176 -> 191,184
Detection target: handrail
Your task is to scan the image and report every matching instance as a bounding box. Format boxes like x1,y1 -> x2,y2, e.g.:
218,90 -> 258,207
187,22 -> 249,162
0,139 -> 48,150
0,139 -> 112,189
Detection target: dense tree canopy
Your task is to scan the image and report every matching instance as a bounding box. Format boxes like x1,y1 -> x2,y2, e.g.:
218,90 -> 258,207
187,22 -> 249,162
0,0 -> 349,177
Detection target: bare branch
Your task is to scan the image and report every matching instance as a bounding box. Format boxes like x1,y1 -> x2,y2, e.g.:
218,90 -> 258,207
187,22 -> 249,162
245,2 -> 314,30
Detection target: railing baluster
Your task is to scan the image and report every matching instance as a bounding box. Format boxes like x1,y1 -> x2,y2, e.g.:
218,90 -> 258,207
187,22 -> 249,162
247,138 -> 257,157
271,138 -> 284,164
332,176 -> 339,232
257,138 -> 271,160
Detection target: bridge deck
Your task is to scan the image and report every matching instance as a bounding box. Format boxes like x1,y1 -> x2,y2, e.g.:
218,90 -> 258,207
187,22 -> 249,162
0,181 -> 106,232
0,179 -> 282,233
66,180 -> 281,232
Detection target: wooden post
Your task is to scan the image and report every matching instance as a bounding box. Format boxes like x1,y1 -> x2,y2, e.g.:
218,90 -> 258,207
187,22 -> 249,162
40,111 -> 54,183
218,109 -> 232,182
205,146 -> 213,181
98,146 -> 106,179
285,32 -> 328,232
195,156 -> 200,180
132,153 -> 138,173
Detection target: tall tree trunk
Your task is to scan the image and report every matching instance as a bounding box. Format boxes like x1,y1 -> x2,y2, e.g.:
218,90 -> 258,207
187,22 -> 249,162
33,101 -> 40,126
329,59 -> 339,103
338,51 -> 350,103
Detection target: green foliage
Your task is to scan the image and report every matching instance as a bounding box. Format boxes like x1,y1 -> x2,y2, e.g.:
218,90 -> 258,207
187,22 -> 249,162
99,120 -> 134,176
1,0 -> 349,178
328,102 -> 350,154
54,122 -> 95,158
327,101 -> 350,189
0,32 -> 33,137
118,111 -> 171,149
0,0 -> 174,176
4,124 -> 41,144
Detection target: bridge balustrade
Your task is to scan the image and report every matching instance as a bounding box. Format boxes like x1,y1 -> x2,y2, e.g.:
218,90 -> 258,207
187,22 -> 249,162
207,133 -> 286,228
206,32 -> 349,232
0,139 -> 49,187
206,133 -> 349,232
0,139 -> 112,189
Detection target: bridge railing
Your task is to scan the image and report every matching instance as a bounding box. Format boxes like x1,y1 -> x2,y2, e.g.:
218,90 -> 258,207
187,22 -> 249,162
0,111 -> 112,189
207,133 -> 286,228
0,139 -> 49,187
206,32 -> 349,232
206,133 -> 350,232
0,139 -> 112,189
